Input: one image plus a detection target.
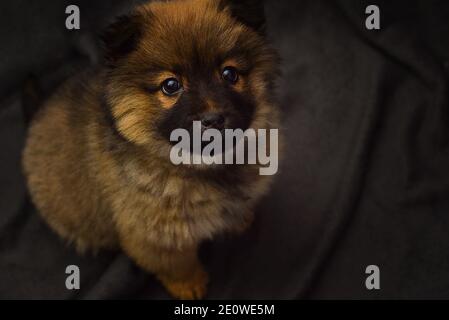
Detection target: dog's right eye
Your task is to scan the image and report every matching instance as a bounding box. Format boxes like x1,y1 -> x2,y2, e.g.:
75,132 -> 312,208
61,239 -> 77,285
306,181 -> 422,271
161,78 -> 182,96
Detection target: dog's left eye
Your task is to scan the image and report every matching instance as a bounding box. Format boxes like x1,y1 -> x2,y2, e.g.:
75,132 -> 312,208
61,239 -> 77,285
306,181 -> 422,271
222,66 -> 239,84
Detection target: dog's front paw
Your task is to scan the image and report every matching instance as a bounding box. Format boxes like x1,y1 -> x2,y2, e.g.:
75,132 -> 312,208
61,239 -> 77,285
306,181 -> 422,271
159,268 -> 209,300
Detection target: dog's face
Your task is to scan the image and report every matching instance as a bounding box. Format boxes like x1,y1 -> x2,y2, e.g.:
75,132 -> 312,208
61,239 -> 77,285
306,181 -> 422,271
104,0 -> 279,153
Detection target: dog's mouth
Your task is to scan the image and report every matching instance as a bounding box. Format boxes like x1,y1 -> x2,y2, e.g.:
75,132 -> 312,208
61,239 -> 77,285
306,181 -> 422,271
165,121 -> 252,166
170,129 -> 247,154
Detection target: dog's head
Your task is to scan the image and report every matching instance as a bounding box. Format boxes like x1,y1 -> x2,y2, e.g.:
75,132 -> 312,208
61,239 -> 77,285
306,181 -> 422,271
103,0 -> 279,157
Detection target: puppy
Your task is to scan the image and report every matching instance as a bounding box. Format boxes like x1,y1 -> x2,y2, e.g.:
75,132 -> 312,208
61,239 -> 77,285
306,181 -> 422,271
23,0 -> 280,299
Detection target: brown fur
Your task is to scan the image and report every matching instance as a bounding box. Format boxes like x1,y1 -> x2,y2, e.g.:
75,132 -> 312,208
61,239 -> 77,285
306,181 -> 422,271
23,0 -> 279,299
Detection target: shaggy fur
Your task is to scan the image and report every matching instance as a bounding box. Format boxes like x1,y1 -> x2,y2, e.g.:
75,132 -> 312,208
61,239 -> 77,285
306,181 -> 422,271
23,0 -> 280,299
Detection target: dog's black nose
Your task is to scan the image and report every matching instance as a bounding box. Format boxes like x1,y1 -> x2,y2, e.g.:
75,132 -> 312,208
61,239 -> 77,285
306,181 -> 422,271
201,113 -> 225,130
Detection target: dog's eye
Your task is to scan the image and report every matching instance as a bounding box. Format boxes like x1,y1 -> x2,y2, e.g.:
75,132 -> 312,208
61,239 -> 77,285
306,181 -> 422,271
161,78 -> 182,96
222,66 -> 239,84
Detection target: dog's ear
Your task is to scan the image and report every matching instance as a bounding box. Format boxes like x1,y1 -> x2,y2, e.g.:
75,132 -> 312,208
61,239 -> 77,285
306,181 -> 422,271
101,14 -> 142,65
219,0 -> 266,35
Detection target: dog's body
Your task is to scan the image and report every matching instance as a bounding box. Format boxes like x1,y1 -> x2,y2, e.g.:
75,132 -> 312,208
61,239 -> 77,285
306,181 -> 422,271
23,0 -> 279,299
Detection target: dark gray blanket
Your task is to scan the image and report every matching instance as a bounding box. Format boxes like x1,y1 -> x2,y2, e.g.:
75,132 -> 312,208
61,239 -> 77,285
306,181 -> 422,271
1,0 -> 449,299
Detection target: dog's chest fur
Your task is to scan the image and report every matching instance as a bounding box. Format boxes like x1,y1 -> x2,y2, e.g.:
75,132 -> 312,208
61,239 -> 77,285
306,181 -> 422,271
91,135 -> 268,249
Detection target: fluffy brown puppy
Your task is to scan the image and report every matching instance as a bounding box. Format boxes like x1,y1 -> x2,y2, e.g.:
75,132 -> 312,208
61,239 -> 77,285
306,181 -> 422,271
23,0 -> 280,299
